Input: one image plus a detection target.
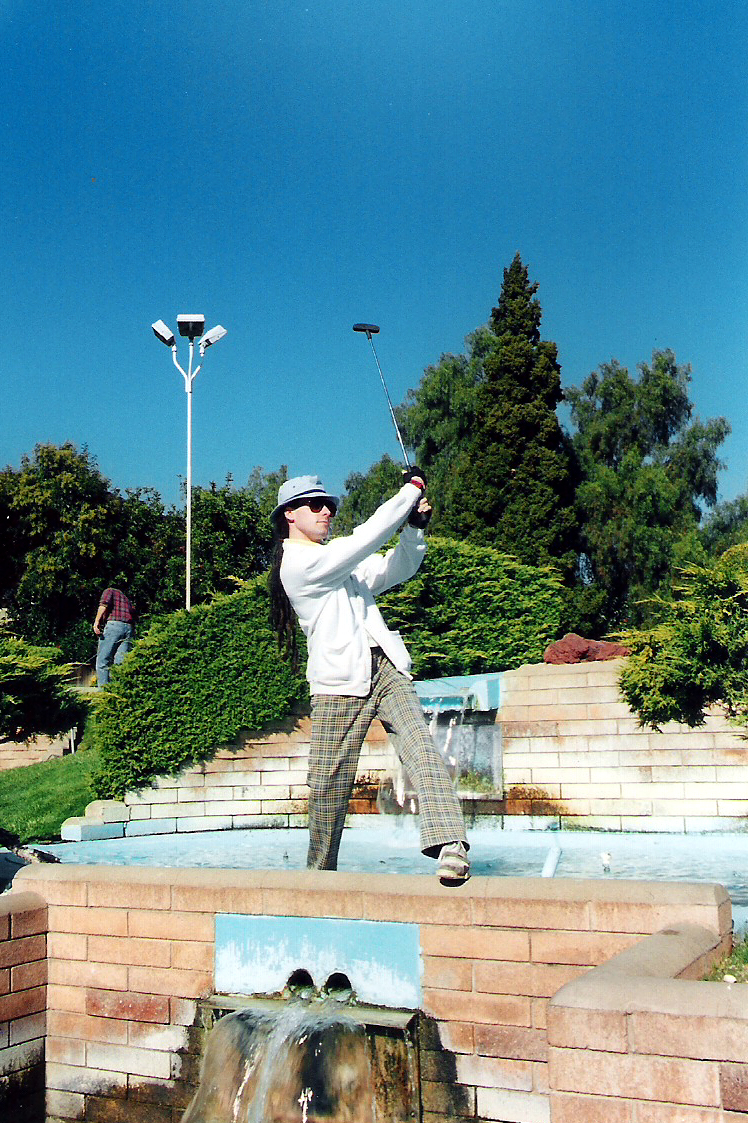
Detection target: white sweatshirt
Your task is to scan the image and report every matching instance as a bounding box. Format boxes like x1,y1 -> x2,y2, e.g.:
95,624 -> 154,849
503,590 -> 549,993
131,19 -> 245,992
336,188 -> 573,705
280,482 -> 426,696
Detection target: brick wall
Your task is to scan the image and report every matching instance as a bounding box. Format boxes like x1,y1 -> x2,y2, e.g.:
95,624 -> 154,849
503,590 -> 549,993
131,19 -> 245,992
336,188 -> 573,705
9,864 -> 730,1123
548,924 -> 744,1120
0,890 -> 47,1122
0,736 -> 70,774
499,659 -> 748,830
62,714 -> 400,840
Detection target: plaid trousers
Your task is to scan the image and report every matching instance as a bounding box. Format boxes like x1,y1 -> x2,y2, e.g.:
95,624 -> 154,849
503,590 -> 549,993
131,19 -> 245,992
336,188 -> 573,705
307,650 -> 468,869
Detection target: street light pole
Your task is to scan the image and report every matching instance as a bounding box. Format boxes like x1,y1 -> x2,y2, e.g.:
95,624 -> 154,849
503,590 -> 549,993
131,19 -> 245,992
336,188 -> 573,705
151,316 -> 228,610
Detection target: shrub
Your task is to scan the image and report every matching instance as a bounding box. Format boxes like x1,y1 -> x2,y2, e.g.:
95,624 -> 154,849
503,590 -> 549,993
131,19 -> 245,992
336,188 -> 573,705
0,636 -> 89,743
618,543 -> 748,728
378,536 -> 564,677
90,579 -> 306,799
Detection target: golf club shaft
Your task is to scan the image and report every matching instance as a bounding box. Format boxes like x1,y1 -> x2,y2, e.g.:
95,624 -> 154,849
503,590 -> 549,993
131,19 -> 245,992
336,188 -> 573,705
355,327 -> 411,467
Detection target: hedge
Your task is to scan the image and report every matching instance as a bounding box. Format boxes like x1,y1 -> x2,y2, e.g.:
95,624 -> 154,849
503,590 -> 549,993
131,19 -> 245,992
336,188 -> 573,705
91,579 -> 306,799
379,535 -> 564,677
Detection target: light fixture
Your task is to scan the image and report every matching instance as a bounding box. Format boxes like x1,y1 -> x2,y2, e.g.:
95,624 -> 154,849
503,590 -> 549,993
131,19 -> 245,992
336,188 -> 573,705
198,324 -> 228,356
151,320 -> 176,347
177,314 -> 206,340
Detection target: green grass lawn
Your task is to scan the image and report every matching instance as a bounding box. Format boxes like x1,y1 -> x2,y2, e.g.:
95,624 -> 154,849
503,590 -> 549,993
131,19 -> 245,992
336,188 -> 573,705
0,747 -> 99,843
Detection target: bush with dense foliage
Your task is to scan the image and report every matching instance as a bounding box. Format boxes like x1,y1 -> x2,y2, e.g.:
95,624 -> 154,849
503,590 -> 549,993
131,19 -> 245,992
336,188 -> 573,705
90,579 -> 307,799
618,543 -> 748,729
0,636 -> 89,743
379,536 -> 564,677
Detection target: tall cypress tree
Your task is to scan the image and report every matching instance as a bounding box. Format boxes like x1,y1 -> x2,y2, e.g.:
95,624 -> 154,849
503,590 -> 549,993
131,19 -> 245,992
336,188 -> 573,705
452,254 -> 578,570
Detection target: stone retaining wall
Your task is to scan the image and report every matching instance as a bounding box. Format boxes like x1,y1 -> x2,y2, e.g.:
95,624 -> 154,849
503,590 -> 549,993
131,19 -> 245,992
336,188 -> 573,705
500,660 -> 748,830
4,866 -> 732,1123
0,736 -> 71,774
63,659 -> 748,840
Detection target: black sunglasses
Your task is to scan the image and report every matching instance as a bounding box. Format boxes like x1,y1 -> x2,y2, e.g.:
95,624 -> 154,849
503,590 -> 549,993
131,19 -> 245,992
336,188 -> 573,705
291,497 -> 337,515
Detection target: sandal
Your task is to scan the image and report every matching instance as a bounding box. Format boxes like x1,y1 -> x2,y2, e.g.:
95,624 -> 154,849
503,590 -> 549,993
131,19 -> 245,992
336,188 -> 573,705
437,840 -> 470,886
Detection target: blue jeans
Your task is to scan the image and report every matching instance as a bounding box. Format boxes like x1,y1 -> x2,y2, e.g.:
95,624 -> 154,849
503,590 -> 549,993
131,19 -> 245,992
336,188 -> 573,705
96,620 -> 134,686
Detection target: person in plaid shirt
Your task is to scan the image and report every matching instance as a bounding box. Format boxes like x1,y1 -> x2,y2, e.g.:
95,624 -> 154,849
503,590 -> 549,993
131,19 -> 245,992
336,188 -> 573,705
269,471 -> 470,886
93,586 -> 135,686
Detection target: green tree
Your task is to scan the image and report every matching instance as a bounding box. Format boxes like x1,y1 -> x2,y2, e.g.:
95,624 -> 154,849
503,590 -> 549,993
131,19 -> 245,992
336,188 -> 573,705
396,327 -> 497,534
246,464 -> 290,524
568,351 -> 730,628
0,444 -> 119,657
618,543 -> 748,729
450,254 -> 578,569
334,455 -> 404,535
0,445 -> 275,659
0,636 -> 88,743
189,483 -> 273,600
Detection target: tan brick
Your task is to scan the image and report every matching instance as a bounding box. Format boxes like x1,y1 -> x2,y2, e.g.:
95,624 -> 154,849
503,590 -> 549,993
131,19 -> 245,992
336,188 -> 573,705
47,983 -> 87,1013
472,897 -> 591,931
637,1105 -> 738,1122
454,1052 -> 533,1091
88,879 -> 171,910
720,1062 -> 748,1112
170,996 -> 199,1026
548,1008 -> 627,1053
128,908 -> 214,942
420,924 -> 530,961
9,1010 -> 46,1045
630,1013 -> 748,1063
88,934 -> 171,968
0,933 -> 45,968
49,959 -> 128,991
534,929 -> 638,966
48,931 -> 88,960
49,904 -> 128,936
420,1018 -> 474,1054
477,1085 -> 550,1122
127,1020 -> 189,1052
422,955 -> 473,991
86,989 -> 170,1023
170,941 -> 212,973
475,1024 -> 548,1062
550,1091 -> 634,1122
46,1035 -> 86,1065
128,965 -> 212,999
0,984 -> 46,1021
48,1009 -> 129,1045
87,1041 -> 172,1079
475,961 -> 585,998
424,987 -> 532,1027
9,903 -> 47,938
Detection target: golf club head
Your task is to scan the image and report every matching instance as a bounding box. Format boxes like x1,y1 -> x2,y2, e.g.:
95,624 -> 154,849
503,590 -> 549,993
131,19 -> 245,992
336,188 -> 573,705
353,323 -> 380,337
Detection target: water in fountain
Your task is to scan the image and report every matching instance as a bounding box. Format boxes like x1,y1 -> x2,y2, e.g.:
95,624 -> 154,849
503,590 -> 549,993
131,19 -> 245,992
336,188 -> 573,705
182,1000 -> 374,1123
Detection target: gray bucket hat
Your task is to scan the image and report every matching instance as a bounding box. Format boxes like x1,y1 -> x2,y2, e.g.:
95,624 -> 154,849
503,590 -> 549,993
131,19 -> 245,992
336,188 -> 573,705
271,475 -> 339,521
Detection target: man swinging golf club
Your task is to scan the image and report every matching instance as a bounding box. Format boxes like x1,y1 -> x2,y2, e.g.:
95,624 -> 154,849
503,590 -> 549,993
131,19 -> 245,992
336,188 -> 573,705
269,469 -> 470,885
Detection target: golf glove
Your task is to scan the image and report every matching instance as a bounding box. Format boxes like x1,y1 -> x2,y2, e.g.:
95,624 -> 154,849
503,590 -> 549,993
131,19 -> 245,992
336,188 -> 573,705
408,504 -> 432,529
402,465 -> 427,487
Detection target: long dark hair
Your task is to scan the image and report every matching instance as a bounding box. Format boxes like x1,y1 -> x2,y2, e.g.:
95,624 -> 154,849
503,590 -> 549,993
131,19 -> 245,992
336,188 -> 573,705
268,511 -> 299,669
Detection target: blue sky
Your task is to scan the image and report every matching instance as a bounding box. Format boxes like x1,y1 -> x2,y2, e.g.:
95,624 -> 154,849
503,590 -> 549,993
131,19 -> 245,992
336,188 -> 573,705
1,1 -> 746,508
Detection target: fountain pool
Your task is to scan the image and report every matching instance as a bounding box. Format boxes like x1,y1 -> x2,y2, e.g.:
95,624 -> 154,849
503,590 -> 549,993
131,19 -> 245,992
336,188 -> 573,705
45,823 -> 748,928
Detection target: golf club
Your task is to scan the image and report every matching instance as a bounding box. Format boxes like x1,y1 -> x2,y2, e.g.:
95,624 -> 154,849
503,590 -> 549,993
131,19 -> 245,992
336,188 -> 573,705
352,323 -> 411,467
